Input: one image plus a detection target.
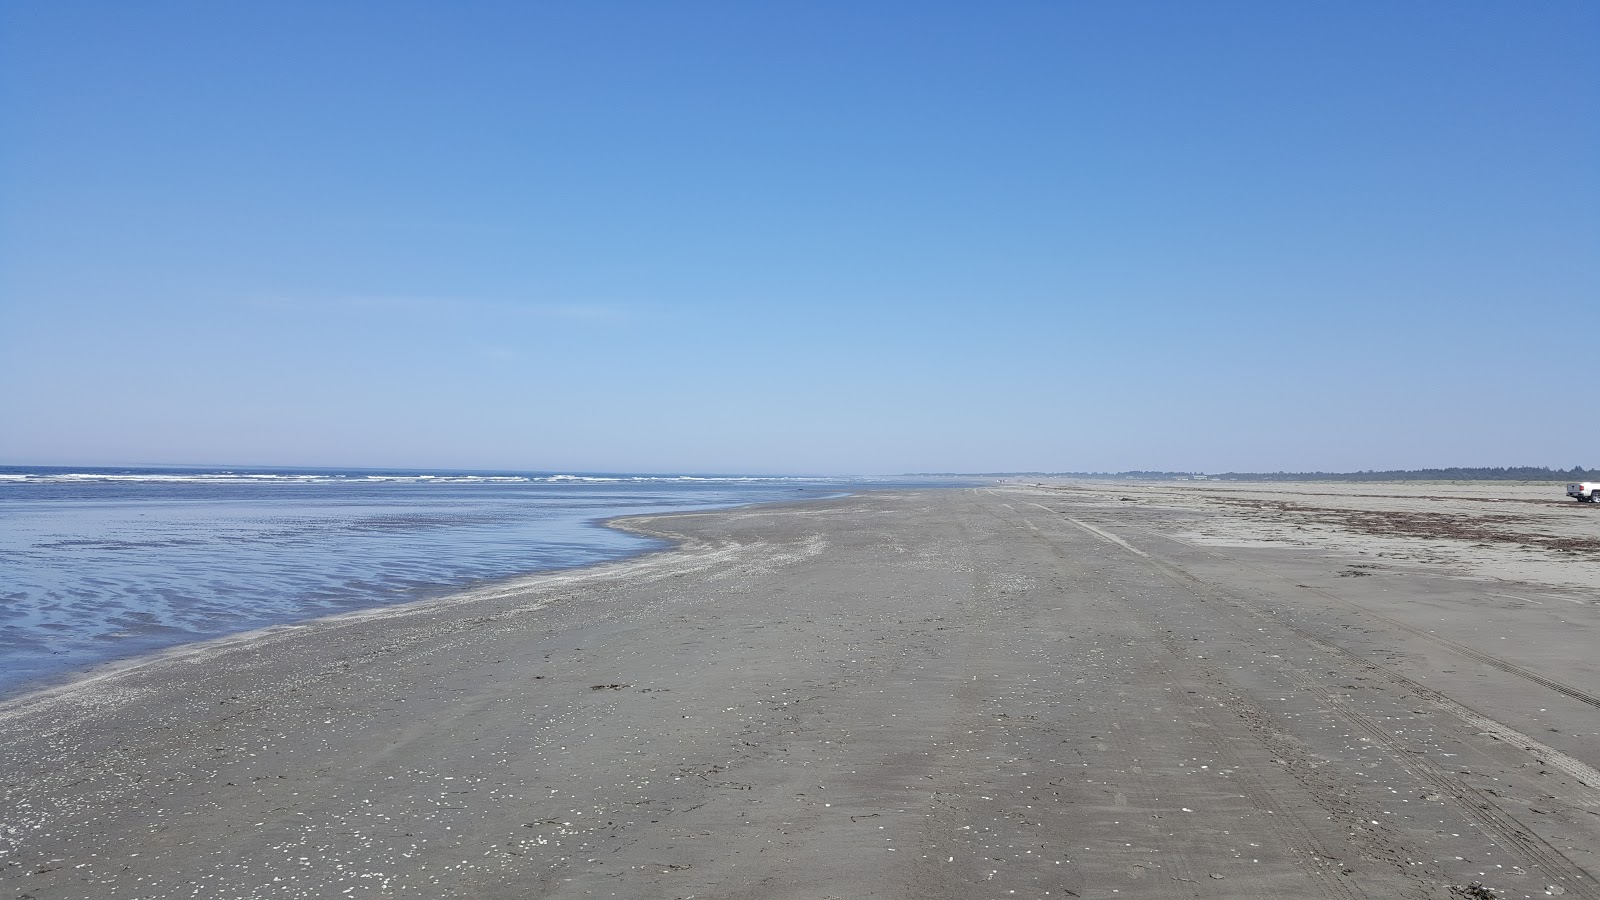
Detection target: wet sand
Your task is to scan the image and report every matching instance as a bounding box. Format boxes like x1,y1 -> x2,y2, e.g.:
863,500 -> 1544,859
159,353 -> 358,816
3,484 -> 1599,899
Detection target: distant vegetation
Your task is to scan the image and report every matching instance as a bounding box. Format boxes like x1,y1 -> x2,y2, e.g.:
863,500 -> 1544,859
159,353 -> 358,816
913,467 -> 1598,481
1208,466 -> 1599,482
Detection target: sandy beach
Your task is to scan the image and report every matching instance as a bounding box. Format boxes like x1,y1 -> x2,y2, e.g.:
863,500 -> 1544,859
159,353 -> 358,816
3,483 -> 1598,899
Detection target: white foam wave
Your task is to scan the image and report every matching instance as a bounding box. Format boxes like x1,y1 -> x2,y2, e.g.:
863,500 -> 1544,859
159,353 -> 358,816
0,471 -> 856,486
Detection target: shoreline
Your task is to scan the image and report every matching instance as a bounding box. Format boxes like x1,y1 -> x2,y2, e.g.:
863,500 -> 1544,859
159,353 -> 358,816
3,485 -> 1597,899
0,495 -> 786,714
0,487 -> 858,707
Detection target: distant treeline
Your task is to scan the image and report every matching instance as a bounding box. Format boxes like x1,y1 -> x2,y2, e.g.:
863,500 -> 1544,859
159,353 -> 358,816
1208,466 -> 1599,482
911,467 -> 1598,481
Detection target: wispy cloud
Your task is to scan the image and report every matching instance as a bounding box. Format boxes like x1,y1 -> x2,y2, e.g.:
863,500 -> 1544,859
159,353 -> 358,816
248,293 -> 635,322
538,303 -> 629,322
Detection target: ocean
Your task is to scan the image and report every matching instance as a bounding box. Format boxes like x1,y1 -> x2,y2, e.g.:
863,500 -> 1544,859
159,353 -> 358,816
0,466 -> 958,698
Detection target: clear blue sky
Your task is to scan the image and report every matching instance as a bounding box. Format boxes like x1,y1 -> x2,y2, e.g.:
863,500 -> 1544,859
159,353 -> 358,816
3,3 -> 1595,474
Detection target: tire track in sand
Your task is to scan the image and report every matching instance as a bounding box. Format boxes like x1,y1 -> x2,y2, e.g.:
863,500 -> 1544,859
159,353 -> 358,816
983,495 -> 1372,899
1042,505 -> 1600,899
1153,529 -> 1600,713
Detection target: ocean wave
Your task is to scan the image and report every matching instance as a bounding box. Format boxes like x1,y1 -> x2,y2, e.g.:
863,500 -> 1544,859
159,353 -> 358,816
0,471 -> 861,486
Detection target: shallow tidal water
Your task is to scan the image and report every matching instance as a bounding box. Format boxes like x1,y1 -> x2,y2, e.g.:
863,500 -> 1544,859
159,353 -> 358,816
0,467 -> 943,698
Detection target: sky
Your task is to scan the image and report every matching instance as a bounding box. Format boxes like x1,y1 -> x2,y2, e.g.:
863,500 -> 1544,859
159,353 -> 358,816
2,2 -> 1596,475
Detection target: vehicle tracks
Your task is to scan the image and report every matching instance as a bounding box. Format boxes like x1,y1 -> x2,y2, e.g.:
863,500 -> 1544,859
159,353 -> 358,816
1138,530 -> 1600,793
1010,498 -> 1600,897
1153,530 -> 1600,713
978,495 -> 1376,898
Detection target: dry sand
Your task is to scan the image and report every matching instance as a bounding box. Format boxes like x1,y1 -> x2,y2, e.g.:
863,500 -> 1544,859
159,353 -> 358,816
2,483 -> 1598,899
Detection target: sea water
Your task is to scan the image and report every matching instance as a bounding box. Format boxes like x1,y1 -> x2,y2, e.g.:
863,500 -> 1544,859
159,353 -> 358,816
0,467 -> 949,698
